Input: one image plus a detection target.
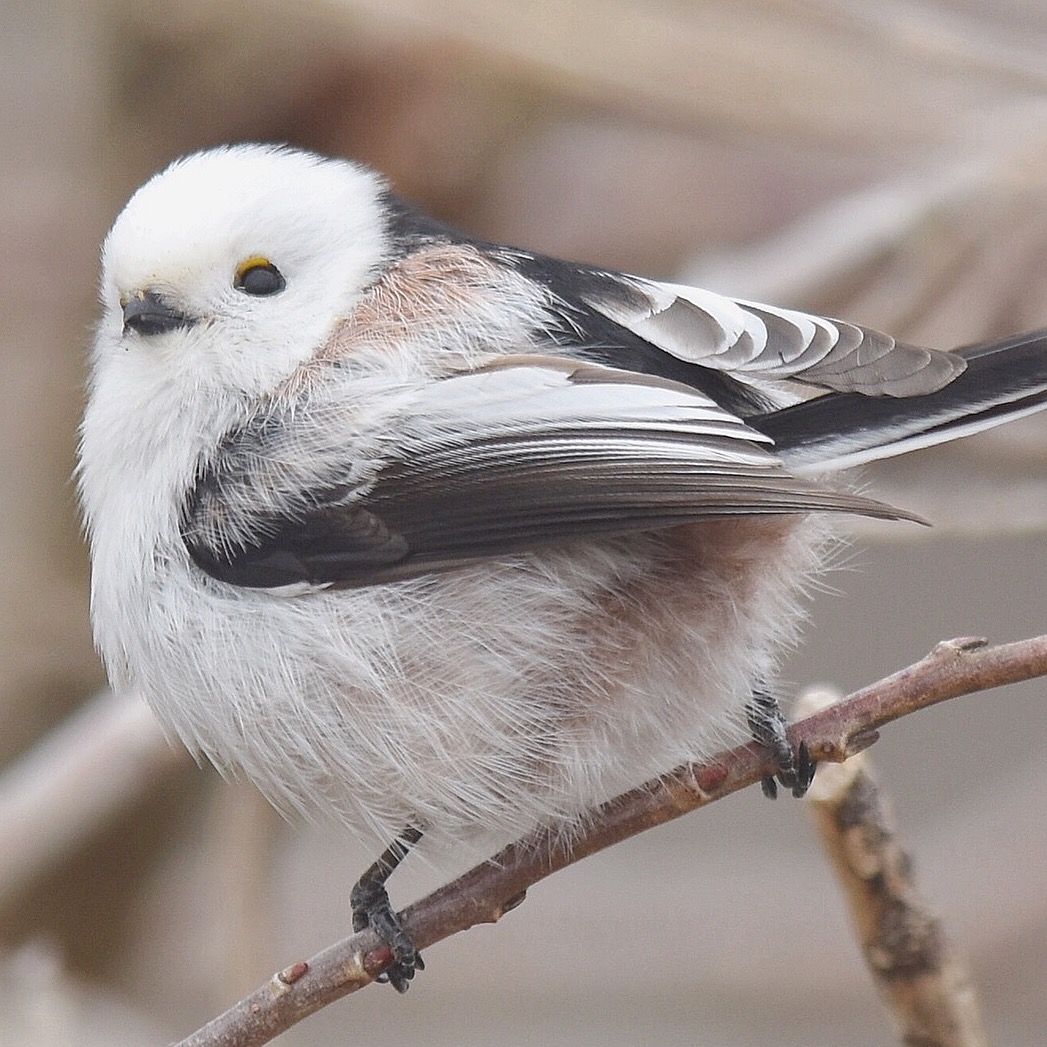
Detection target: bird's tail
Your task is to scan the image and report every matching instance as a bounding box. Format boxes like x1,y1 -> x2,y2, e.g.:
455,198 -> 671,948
754,328 -> 1047,473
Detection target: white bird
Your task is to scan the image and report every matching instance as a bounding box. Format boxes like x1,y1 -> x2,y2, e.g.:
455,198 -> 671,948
78,144 -> 1047,990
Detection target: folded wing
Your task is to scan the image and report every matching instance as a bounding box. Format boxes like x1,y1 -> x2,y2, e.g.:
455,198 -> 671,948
183,359 -> 908,589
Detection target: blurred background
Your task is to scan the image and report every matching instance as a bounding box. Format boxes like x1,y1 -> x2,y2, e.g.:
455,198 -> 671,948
2,1 -> 1046,1044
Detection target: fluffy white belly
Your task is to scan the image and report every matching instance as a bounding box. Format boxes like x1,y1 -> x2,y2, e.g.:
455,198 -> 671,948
97,515 -> 828,852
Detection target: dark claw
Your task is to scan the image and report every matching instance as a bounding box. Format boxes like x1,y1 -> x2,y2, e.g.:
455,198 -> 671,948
793,740 -> 815,797
747,689 -> 816,800
382,951 -> 425,994
352,875 -> 424,992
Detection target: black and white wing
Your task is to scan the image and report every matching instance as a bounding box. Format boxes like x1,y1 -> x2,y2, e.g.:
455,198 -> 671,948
500,249 -> 968,401
571,270 -> 1047,470
512,256 -> 1047,472
183,359 -> 907,590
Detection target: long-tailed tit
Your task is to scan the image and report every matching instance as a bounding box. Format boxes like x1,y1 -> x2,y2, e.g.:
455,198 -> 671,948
78,144 -> 1047,990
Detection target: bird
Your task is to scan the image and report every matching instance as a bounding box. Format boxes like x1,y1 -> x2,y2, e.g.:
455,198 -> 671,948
78,143 -> 1047,991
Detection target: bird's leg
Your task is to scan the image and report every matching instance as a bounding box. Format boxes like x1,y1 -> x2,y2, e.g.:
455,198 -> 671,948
350,826 -> 425,993
746,686 -> 814,800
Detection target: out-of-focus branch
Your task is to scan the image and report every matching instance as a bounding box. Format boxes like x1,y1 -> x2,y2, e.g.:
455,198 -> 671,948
799,687 -> 987,1047
0,688 -> 186,908
174,633 -> 1047,1047
318,0 -> 1047,144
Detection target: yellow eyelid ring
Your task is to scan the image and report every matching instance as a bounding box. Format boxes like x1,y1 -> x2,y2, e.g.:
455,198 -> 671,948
235,255 -> 274,282
234,256 -> 286,296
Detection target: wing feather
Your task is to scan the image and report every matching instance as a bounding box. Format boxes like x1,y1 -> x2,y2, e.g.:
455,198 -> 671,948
583,275 -> 967,396
183,359 -> 909,589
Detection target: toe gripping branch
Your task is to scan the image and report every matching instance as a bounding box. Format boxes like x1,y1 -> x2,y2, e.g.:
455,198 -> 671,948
747,688 -> 815,800
350,827 -> 425,993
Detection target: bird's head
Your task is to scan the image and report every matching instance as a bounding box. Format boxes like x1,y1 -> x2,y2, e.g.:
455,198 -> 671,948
96,144 -> 390,397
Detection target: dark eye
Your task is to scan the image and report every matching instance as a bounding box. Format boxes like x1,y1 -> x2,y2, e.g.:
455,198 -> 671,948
234,257 -> 286,296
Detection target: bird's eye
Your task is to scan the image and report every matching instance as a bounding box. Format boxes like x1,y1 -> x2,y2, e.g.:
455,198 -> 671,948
234,257 -> 286,296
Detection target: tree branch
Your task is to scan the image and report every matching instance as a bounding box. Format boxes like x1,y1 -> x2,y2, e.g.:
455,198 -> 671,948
175,633 -> 1047,1047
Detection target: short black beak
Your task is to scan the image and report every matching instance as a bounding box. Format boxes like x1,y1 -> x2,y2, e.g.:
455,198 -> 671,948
122,290 -> 191,336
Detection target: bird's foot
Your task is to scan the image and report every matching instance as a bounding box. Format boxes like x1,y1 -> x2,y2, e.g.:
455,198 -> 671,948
747,688 -> 816,800
351,877 -> 424,993
350,826 -> 424,993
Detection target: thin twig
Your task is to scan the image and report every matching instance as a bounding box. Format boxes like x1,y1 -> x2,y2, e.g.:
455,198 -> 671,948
175,633 -> 1047,1047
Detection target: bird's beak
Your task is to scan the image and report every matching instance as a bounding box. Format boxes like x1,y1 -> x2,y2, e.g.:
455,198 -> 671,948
122,290 -> 191,336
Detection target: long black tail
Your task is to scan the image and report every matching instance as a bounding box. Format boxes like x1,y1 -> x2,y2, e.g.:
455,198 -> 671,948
754,328 -> 1047,473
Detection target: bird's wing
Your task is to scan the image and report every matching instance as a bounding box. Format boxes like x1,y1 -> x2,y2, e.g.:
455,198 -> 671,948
183,358 -> 910,589
562,266 -> 968,397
